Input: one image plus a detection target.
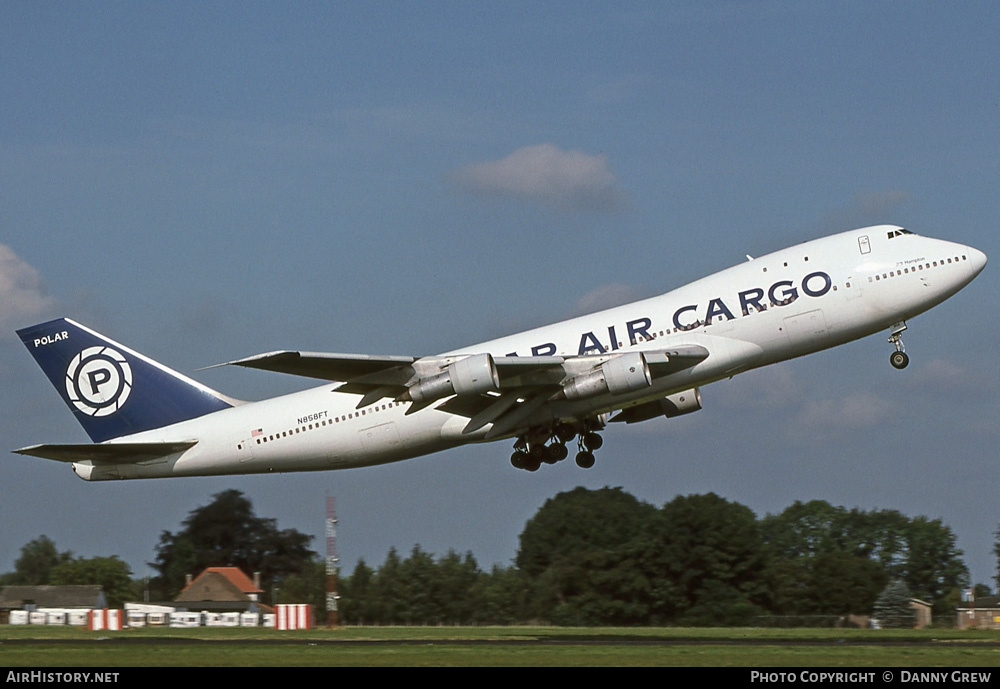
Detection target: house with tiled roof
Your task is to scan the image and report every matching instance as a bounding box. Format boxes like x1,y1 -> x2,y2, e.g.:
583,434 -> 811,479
956,595 -> 1000,630
174,567 -> 267,613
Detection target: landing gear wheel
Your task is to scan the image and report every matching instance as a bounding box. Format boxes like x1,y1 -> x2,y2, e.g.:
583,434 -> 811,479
529,444 -> 548,464
887,321 -> 908,370
575,451 -> 595,469
554,424 -> 576,443
510,451 -> 527,469
583,432 -> 603,451
549,443 -> 568,462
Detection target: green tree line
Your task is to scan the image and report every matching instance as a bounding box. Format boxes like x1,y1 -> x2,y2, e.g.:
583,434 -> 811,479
0,535 -> 137,607
2,488 -> 989,625
331,489 -> 972,625
1,490 -> 316,607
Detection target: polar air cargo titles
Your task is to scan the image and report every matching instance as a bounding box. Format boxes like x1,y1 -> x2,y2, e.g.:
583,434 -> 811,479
14,225 -> 987,480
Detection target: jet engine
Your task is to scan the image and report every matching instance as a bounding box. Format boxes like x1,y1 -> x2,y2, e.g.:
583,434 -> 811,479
611,388 -> 703,424
402,353 -> 500,403
560,352 -> 652,400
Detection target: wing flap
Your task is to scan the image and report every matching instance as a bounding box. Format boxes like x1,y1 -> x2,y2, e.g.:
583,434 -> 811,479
13,441 -> 197,464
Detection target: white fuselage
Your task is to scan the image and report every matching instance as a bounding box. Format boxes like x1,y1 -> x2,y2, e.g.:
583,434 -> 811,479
76,226 -> 986,480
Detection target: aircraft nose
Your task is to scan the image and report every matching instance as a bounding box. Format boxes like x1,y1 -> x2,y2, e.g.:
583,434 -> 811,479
967,246 -> 987,276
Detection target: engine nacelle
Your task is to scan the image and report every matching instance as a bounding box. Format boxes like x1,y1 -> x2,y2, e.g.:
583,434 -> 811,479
660,388 -> 702,417
611,388 -> 703,424
404,353 -> 500,404
560,352 -> 652,400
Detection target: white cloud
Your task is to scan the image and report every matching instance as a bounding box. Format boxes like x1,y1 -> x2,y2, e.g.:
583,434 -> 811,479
0,245 -> 55,335
906,358 -> 969,388
452,143 -> 628,213
794,392 -> 892,435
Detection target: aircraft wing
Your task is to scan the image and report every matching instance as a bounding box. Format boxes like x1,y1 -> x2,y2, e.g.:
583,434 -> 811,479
463,346 -> 709,437
214,350 -> 418,382
492,346 -> 710,388
217,345 -> 709,434
219,347 -> 707,386
13,441 -> 197,464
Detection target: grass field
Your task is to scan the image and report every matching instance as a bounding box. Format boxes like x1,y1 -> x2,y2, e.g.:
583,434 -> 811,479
1,625 -> 998,667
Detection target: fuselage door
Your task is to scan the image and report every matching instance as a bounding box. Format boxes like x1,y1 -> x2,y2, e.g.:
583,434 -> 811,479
359,422 -> 401,453
236,431 -> 257,463
783,309 -> 829,350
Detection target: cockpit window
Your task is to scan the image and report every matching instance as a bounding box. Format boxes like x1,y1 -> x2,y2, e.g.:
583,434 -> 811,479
887,229 -> 914,239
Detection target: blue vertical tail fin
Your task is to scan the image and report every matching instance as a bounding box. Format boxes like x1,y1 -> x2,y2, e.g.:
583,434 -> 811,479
17,318 -> 235,443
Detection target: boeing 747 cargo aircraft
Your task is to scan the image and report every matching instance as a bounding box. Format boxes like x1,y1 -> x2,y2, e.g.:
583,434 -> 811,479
15,225 -> 986,479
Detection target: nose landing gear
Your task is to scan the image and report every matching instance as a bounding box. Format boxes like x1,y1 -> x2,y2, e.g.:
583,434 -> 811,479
888,321 -> 909,370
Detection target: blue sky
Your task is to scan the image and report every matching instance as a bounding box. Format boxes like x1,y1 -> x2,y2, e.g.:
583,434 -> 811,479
2,2 -> 998,591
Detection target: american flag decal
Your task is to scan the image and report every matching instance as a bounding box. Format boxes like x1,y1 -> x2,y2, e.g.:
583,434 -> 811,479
251,428 -> 262,437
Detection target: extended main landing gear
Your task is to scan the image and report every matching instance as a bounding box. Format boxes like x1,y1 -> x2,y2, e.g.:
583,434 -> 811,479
574,430 -> 602,469
888,321 -> 909,370
510,422 -> 604,471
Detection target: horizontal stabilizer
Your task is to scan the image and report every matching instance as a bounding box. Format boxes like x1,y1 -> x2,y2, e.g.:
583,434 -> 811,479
13,441 -> 197,464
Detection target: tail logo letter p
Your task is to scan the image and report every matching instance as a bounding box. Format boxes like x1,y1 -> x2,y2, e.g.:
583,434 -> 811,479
65,346 -> 133,417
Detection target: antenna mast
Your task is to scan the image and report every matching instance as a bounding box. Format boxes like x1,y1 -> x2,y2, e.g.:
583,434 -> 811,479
325,495 -> 339,627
